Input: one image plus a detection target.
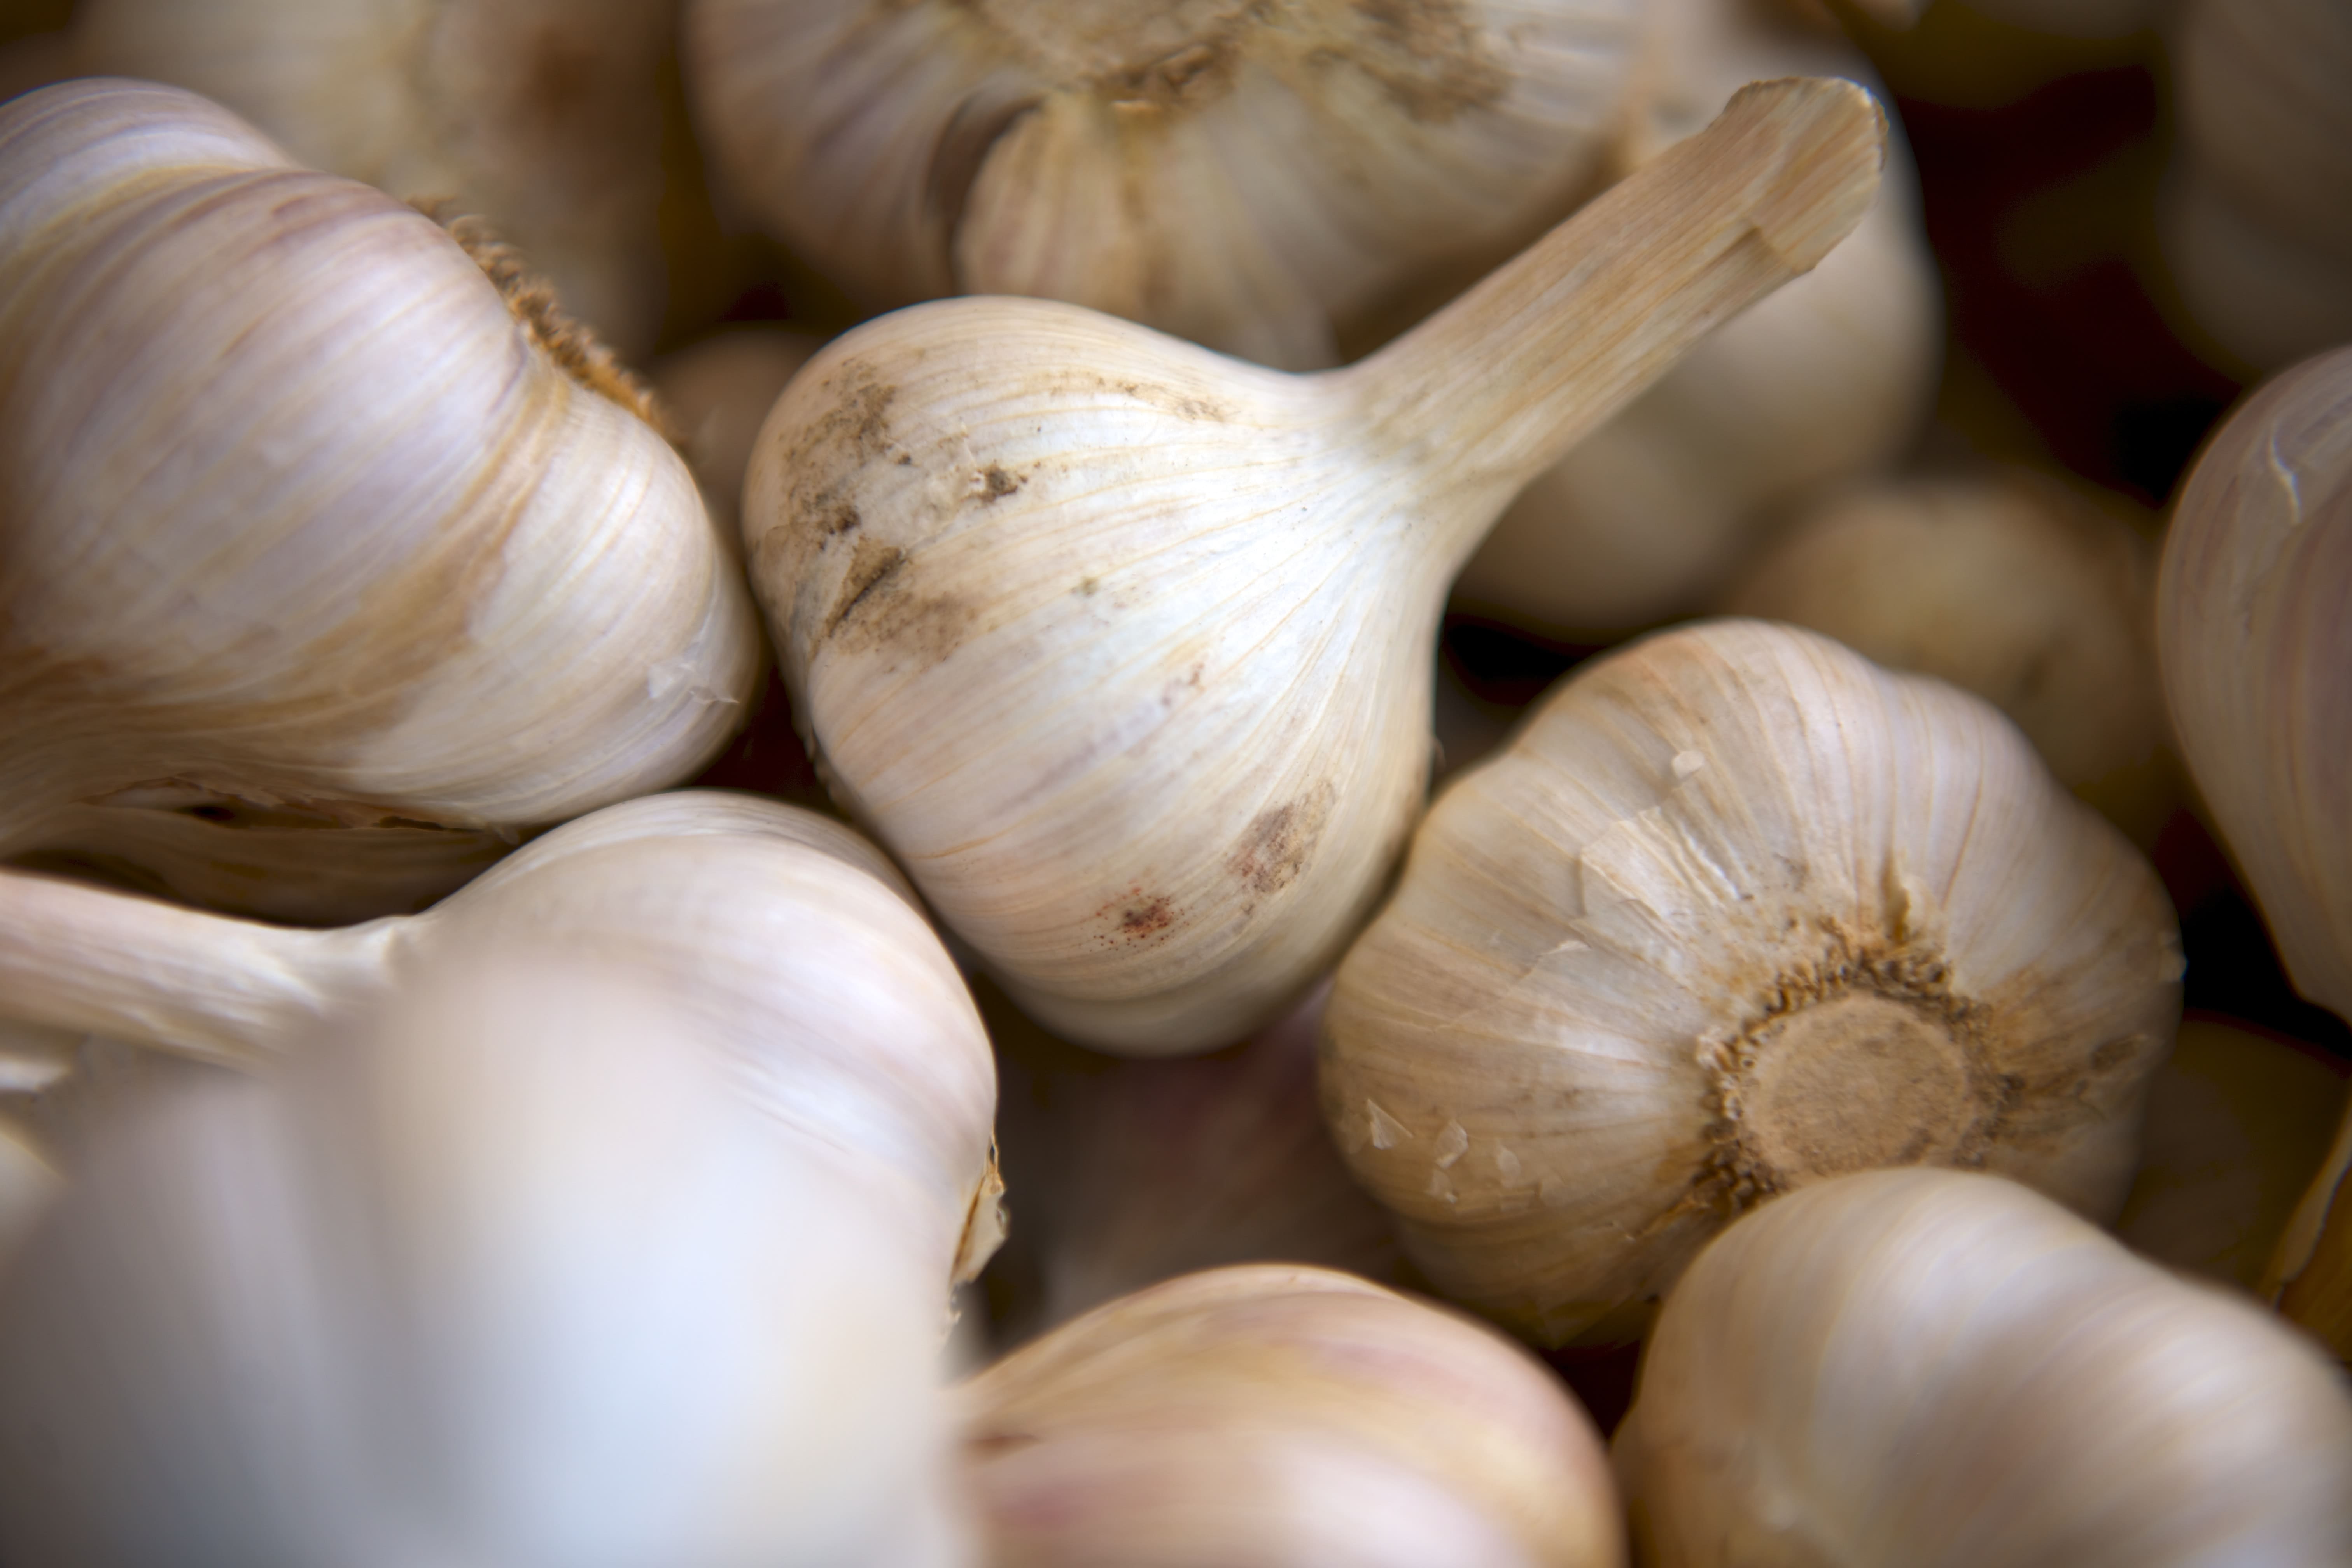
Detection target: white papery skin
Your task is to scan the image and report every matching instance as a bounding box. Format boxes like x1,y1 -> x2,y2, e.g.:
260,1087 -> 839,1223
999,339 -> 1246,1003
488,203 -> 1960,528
2161,0 -> 2352,371
744,79 -> 1890,1055
0,80 -> 760,920
1615,1168 -> 2352,1567
0,791 -> 1004,1292
0,955 -> 971,1568
688,0 -> 1641,370
1322,621 -> 2182,1346
1455,0 -> 1940,637
959,1264 -> 1624,1568
76,0 -> 679,357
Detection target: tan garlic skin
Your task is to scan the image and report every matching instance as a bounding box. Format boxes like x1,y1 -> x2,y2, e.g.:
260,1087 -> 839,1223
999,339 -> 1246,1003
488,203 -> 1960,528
1322,620 -> 2182,1346
987,980 -> 1399,1344
0,953 -> 973,1568
1615,1168 -> 2352,1567
2160,0 -> 2352,371
1453,0 -> 1941,638
0,80 -> 761,922
652,326 -> 823,560
744,79 -> 1888,1055
2116,1018 -> 2348,1293
688,0 -> 1642,371
1723,468 -> 2174,844
960,1264 -> 1625,1568
76,0 -> 681,357
0,791 -> 1004,1292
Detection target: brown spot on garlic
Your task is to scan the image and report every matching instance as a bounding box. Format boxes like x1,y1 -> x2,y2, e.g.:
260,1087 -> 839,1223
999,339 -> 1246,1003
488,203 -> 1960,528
1116,894 -> 1177,939
1226,783 -> 1335,898
976,463 -> 1023,500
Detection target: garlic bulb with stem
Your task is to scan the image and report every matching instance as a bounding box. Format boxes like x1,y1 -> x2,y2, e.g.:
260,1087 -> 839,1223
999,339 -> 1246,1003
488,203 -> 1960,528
75,0 -> 684,358
1722,466 -> 2174,845
1451,0 -> 1941,639
652,326 -> 822,560
1614,1167 -> 2352,1566
2116,1017 -> 2348,1293
2160,0 -> 2352,372
747,77 -> 1889,1056
984,978 -> 1398,1345
688,0 -> 1643,371
0,790 -> 1005,1292
0,948 -> 973,1568
0,79 -> 762,922
1321,618 -> 2182,1347
959,1263 -> 1624,1567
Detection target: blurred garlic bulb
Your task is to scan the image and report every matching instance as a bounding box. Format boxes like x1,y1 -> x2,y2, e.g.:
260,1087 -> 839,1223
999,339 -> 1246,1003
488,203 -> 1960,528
1842,0 -> 2166,36
0,949 -> 973,1568
960,1264 -> 1624,1567
688,0 -> 1642,371
747,79 -> 1888,1055
75,0 -> 681,357
1451,0 -> 1940,639
1322,620 -> 2182,1346
2116,1017 -> 2347,1292
0,791 -> 1004,1290
2272,1113 -> 2352,1359
653,326 -> 822,555
2160,0 -> 2352,371
0,80 -> 761,922
0,1118 -> 56,1267
1614,1167 -> 2352,1566
986,980 -> 1398,1344
1724,468 -> 2174,843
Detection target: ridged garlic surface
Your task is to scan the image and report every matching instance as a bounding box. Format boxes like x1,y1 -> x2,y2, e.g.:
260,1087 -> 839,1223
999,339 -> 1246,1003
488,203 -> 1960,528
0,80 -> 761,922
1454,0 -> 1940,638
0,791 -> 1004,1292
0,952 -> 972,1568
688,0 -> 1642,371
960,1264 -> 1624,1567
746,79 -> 1888,1055
76,0 -> 681,357
1724,468 -> 2171,841
1322,620 -> 2182,1346
987,981 -> 1398,1343
2161,0 -> 2352,371
1615,1168 -> 2352,1567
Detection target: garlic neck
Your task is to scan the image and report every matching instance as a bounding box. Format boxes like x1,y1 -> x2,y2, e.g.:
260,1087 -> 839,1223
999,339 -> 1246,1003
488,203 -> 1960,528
1708,943 -> 2011,1202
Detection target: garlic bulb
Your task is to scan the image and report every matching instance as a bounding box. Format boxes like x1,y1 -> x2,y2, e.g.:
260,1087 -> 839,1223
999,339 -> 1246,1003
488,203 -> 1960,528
1322,619 -> 2182,1346
688,0 -> 1642,372
1453,0 -> 1940,639
960,1264 -> 1623,1567
75,0 -> 681,357
653,326 -> 822,557
0,80 -> 761,922
0,790 -> 1004,1290
0,949 -> 973,1568
1614,1167 -> 2352,1566
2160,0 -> 2352,371
987,980 -> 1398,1343
2116,1018 -> 2347,1292
747,78 -> 1888,1055
1722,468 -> 2173,843
0,1117 -> 56,1269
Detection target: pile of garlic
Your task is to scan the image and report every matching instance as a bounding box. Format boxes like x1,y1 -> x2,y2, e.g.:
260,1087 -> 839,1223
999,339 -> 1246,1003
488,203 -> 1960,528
4,0 -> 2351,1561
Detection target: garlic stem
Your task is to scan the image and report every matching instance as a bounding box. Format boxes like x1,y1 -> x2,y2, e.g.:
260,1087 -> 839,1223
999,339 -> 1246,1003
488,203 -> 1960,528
1346,74 -> 1886,530
0,867 -> 387,1068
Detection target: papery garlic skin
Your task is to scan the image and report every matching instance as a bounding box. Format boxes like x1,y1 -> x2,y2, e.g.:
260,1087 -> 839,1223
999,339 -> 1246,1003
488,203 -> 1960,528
1615,1168 -> 2352,1567
0,80 -> 761,919
1724,469 -> 2171,841
744,79 -> 1888,1055
960,1264 -> 1624,1567
688,0 -> 1642,371
0,951 -> 971,1568
1453,0 -> 1939,637
2160,0 -> 2352,371
76,0 -> 680,357
0,791 -> 1004,1291
1322,620 -> 2182,1346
